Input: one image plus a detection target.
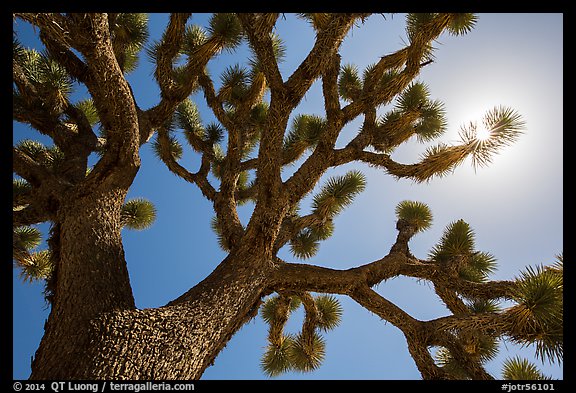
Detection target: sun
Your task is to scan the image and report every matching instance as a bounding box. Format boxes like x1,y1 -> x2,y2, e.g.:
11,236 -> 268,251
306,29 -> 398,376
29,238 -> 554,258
475,125 -> 492,141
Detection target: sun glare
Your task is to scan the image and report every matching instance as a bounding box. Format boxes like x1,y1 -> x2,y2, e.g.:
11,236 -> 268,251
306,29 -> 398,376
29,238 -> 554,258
476,126 -> 492,141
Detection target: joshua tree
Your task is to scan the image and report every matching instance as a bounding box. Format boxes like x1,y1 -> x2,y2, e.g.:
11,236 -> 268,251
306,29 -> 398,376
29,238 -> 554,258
13,13 -> 562,380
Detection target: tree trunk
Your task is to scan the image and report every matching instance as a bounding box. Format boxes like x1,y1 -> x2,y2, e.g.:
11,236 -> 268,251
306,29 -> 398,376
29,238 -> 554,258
81,256 -> 269,379
30,196 -> 271,380
30,186 -> 136,379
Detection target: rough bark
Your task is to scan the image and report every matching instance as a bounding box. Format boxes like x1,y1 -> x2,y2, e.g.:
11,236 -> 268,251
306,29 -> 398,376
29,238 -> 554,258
70,255 -> 270,379
31,187 -> 136,379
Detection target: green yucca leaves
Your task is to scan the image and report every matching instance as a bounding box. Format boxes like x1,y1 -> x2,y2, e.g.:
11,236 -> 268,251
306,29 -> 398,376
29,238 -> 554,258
447,14 -> 478,36
260,293 -> 342,376
394,200 -> 433,233
413,99 -> 447,142
40,55 -> 73,97
289,332 -> 326,372
176,99 -> 203,136
111,14 -> 150,51
250,102 -> 269,128
260,295 -> 301,324
291,172 -> 365,236
74,99 -> 100,126
459,106 -> 525,169
406,13 -> 477,40
19,48 -> 43,85
13,178 -> 32,205
393,82 -> 445,142
315,294 -> 343,332
111,13 -> 150,73
203,123 -> 224,145
502,357 -> 549,380
312,170 -> 366,218
13,226 -> 52,283
219,64 -> 250,104
16,47 -> 73,107
17,250 -> 53,283
506,264 -> 563,364
152,134 -> 183,162
338,64 -> 362,101
429,219 -> 475,262
435,332 -> 499,379
435,347 -> 470,379
283,114 -> 326,156
308,219 -> 335,242
396,82 -> 430,112
512,265 -> 563,326
406,13 -> 436,37
15,140 -> 65,171
13,226 -> 42,252
120,198 -> 157,230
16,139 -> 46,161
261,336 -> 294,377
210,216 -> 228,251
208,13 -> 244,50
289,229 -> 320,260
210,214 -> 246,251
459,251 -> 497,283
428,219 -> 498,282
466,298 -> 501,314
181,25 -> 209,56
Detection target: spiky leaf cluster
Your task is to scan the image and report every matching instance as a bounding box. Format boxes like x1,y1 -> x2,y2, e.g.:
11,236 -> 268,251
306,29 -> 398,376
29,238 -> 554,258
502,357 -> 551,380
506,262 -> 563,364
369,82 -> 446,152
152,134 -> 183,162
17,250 -> 53,283
74,99 -> 100,126
429,219 -> 496,282
13,226 -> 52,282
283,114 -> 326,159
110,13 -> 150,73
338,64 -> 362,102
287,171 -> 365,260
396,82 -> 447,142
13,226 -> 42,255
394,200 -> 433,233
15,140 -> 65,173
120,198 -> 157,230
312,170 -> 366,217
219,64 -> 250,106
13,45 -> 73,114
208,13 -> 244,50
435,298 -> 501,379
260,294 -> 342,377
459,105 -> 525,169
13,178 -> 32,209
446,14 -> 478,36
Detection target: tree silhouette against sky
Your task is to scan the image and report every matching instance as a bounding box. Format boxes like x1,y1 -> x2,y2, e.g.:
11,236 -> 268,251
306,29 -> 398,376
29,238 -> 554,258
13,13 -> 562,380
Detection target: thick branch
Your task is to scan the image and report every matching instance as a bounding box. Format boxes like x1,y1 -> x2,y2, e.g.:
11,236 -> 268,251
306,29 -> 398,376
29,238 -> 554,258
156,126 -> 217,201
350,284 -> 452,379
237,13 -> 284,92
152,13 -> 191,96
283,14 -> 361,109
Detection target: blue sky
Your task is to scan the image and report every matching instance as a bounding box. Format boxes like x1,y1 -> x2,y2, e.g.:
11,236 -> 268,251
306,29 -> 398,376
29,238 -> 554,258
13,13 -> 563,380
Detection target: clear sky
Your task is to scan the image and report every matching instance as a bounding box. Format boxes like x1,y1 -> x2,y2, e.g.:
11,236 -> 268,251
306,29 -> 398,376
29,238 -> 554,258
12,13 -> 563,380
